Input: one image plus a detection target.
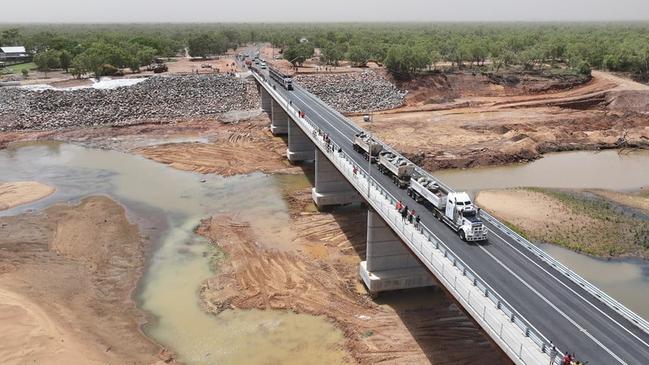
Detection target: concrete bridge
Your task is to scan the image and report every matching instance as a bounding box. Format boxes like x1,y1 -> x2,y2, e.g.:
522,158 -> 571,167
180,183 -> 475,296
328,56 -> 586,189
250,68 -> 649,365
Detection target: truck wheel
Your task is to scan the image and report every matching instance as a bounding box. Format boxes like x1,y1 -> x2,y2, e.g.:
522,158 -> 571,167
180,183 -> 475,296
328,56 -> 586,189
459,231 -> 466,242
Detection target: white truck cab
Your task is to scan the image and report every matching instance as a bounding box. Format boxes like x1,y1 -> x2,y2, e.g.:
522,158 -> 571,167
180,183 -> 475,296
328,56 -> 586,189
445,192 -> 487,241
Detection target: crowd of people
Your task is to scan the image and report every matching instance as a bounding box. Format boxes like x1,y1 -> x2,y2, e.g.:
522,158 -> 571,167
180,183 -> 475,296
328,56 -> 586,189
396,200 -> 421,231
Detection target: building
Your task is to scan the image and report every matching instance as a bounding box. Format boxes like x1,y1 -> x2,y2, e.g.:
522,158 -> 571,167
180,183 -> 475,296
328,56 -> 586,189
0,46 -> 32,65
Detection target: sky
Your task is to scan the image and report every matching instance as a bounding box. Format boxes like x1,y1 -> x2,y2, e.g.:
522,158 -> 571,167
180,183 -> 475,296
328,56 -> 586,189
1,0 -> 649,23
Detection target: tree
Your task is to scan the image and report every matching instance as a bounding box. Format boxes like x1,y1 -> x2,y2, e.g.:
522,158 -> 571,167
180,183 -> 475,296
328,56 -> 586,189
576,61 -> 591,76
187,33 -> 227,58
321,43 -> 344,66
283,42 -> 314,66
72,42 -> 127,79
59,50 -> 72,73
34,50 -> 61,78
21,69 -> 28,78
347,45 -> 371,67
1,28 -> 21,46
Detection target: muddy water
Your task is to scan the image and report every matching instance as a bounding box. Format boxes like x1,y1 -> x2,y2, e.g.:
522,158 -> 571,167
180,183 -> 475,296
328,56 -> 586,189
0,142 -> 348,364
435,149 -> 649,320
435,149 -> 649,192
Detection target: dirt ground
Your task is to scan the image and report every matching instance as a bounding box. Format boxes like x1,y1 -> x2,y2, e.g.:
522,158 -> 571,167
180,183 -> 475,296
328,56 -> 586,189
0,181 -> 55,210
132,116 -> 293,176
0,196 -> 168,365
197,185 -> 509,365
476,188 -> 649,258
351,70 -> 649,171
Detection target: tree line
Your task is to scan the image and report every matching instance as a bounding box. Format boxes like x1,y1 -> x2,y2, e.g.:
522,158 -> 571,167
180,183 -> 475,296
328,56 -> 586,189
2,23 -> 649,79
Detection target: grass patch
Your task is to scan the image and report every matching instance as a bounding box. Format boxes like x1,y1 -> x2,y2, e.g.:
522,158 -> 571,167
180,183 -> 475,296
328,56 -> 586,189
1,62 -> 37,75
523,188 -> 649,258
208,244 -> 228,272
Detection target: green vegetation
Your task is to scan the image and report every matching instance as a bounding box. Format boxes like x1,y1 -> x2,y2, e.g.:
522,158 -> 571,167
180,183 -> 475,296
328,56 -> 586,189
526,188 -> 649,258
1,23 -> 649,79
0,61 -> 37,75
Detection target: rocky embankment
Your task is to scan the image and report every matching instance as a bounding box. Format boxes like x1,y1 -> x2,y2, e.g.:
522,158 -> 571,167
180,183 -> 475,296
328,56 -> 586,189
295,70 -> 405,113
0,75 -> 259,131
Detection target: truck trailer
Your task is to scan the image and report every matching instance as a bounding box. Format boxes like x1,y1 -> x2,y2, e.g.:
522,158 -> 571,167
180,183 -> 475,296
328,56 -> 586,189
353,132 -> 383,162
268,66 -> 294,90
407,175 -> 487,241
377,151 -> 415,188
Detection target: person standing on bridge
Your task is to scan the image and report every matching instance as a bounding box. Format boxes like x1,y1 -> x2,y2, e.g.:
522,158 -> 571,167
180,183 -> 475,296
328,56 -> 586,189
396,200 -> 402,211
415,214 -> 421,231
401,205 -> 408,221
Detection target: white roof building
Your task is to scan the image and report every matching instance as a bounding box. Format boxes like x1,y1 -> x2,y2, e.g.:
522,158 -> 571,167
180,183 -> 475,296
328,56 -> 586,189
1,46 -> 27,54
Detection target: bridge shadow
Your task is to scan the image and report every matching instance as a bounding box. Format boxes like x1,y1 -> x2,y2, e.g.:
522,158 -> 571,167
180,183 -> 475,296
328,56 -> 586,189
374,286 -> 512,365
321,204 -> 509,365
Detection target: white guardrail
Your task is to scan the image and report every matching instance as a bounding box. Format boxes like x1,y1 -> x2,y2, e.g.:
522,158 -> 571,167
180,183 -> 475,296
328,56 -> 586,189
253,72 -> 562,365
294,81 -> 649,338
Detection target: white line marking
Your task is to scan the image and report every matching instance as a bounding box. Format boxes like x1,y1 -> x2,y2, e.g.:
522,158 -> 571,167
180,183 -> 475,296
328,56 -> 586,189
477,242 -> 628,364
488,228 -> 649,349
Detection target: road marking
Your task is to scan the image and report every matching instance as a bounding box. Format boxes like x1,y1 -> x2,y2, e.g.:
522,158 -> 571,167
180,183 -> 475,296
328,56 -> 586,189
487,228 -> 649,350
477,242 -> 628,365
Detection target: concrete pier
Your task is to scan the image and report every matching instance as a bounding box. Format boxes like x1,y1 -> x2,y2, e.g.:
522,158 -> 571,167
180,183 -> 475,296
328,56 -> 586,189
360,210 -> 435,294
261,88 -> 272,113
270,100 -> 289,135
312,150 -> 362,208
286,119 -> 315,162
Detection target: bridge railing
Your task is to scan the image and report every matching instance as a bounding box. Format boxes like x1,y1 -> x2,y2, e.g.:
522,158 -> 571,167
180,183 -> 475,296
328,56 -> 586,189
255,74 -> 562,364
294,81 -> 649,338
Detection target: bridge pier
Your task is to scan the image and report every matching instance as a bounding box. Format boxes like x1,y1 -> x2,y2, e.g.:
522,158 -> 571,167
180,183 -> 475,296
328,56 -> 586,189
286,119 -> 315,162
270,100 -> 288,135
260,87 -> 272,114
360,210 -> 435,295
312,150 -> 362,208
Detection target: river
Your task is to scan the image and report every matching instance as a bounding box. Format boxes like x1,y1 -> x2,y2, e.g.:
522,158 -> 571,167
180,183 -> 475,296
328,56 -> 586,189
0,141 -> 348,365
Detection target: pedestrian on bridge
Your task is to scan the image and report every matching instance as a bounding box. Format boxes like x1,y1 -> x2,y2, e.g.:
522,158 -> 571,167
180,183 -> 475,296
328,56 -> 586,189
401,205 -> 408,221
415,215 -> 421,231
396,200 -> 402,211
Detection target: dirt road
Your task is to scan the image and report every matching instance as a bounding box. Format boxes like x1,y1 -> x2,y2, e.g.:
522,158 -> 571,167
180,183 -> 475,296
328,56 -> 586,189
0,196 -> 166,365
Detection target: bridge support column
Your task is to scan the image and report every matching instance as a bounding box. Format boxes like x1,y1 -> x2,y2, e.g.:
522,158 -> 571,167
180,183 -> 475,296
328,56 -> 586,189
360,210 -> 435,294
260,88 -> 272,114
312,150 -> 362,208
270,100 -> 288,135
286,119 -> 315,162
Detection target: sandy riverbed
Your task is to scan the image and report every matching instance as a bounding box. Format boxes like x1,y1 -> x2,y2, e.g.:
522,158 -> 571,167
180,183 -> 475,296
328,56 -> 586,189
0,181 -> 55,211
0,196 -> 166,365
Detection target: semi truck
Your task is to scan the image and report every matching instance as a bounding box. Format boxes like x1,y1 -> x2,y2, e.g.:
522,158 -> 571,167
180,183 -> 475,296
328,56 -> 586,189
377,151 -> 415,188
353,132 -> 383,162
407,174 -> 487,241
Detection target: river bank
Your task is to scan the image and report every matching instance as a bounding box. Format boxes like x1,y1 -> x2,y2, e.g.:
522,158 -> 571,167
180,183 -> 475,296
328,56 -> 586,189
0,195 -> 166,365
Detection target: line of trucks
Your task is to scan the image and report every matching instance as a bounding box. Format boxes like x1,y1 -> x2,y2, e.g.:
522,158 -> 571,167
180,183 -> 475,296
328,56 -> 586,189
353,132 -> 488,242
